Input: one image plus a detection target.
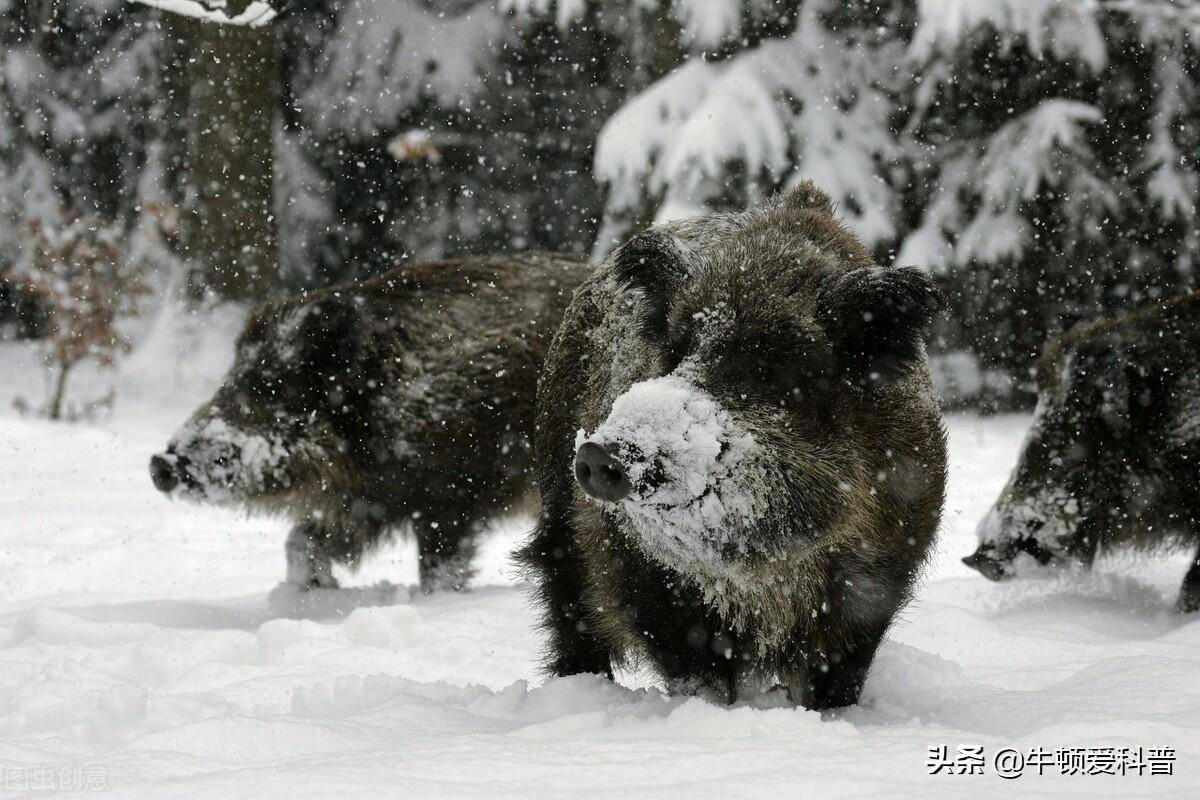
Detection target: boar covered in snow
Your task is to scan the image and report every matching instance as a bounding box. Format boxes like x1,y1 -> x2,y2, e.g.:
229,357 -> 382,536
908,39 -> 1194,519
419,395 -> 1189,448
151,254 -> 589,592
519,184 -> 947,709
965,291 -> 1200,612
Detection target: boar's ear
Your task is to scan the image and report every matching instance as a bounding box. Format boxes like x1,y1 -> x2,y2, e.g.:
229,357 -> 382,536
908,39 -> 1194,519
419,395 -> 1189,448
817,266 -> 942,386
613,232 -> 691,343
236,302 -> 277,353
781,180 -> 835,216
296,297 -> 362,379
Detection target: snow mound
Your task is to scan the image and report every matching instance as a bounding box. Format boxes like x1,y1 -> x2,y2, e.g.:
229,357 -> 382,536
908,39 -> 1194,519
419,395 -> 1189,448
3,404 -> 1200,796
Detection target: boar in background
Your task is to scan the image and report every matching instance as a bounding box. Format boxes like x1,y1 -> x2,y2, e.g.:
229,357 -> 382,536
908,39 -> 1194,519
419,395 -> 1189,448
151,254 -> 589,592
965,291 -> 1200,612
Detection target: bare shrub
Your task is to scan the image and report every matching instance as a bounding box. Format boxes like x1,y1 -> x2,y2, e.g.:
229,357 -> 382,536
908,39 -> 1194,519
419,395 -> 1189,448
13,211 -> 161,420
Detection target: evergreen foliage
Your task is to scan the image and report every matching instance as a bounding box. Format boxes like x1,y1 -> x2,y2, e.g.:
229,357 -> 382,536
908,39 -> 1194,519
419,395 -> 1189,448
2,0 -> 1197,402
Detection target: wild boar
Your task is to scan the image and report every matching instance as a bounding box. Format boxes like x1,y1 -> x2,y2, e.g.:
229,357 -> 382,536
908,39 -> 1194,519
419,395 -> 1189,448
519,183 -> 947,708
151,253 -> 589,592
965,291 -> 1200,612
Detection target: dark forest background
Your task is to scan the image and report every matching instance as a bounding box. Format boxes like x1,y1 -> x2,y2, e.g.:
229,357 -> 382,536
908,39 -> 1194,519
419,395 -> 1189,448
2,0 -> 1198,409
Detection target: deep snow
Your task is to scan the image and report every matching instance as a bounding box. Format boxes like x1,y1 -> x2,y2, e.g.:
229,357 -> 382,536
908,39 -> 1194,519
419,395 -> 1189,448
1,332 -> 1198,798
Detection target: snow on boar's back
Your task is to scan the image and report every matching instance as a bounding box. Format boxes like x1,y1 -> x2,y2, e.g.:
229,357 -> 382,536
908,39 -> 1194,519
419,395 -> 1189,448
519,183 -> 947,709
150,254 -> 590,592
965,291 -> 1200,612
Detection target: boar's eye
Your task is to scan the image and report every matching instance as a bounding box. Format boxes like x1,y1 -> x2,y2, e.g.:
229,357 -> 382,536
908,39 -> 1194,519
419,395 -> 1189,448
1066,338 -> 1136,434
749,354 -> 795,388
745,352 -> 831,402
614,232 -> 692,344
297,299 -> 362,372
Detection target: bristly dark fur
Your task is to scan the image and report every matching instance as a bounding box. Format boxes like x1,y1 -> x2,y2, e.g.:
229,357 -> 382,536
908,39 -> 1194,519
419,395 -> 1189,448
518,182 -> 948,709
966,291 -> 1200,612
155,253 -> 591,592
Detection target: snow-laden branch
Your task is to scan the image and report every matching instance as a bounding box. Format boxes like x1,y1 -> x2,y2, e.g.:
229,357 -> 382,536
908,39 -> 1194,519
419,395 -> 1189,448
595,1 -> 902,248
911,0 -> 1106,69
1107,0 -> 1200,41
130,0 -> 280,27
303,0 -> 504,138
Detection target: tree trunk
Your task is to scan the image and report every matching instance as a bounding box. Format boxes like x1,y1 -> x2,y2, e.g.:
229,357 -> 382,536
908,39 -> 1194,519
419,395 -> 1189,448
29,0 -> 60,56
164,12 -> 280,301
47,358 -> 73,421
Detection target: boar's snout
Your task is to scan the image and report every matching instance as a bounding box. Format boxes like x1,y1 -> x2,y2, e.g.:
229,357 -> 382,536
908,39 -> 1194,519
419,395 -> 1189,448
149,450 -> 200,494
962,533 -> 1059,582
961,546 -> 1012,582
575,442 -> 632,502
149,453 -> 179,493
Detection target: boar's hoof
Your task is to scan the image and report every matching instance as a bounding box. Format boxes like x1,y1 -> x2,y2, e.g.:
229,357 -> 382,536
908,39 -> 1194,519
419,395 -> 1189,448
1175,587 -> 1200,614
575,442 -> 631,502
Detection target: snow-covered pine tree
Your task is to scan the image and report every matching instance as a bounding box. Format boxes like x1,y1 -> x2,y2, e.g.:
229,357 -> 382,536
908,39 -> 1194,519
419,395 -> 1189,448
590,0 -> 909,255
582,0 -> 1200,401
294,0 -> 507,282
133,0 -> 280,27
288,0 -> 656,286
0,0 -> 167,331
901,0 -> 1199,396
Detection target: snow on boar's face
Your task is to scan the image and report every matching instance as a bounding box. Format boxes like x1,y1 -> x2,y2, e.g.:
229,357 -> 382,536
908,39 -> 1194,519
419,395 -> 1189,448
150,297 -> 369,507
573,188 -> 941,584
965,330 -> 1162,580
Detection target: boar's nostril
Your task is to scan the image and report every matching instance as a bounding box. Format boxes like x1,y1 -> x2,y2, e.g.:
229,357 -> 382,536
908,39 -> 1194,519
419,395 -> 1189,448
149,454 -> 178,493
575,442 -> 632,502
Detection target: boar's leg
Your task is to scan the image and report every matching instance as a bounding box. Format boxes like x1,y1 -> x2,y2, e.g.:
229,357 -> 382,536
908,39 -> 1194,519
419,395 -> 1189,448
791,623 -> 889,711
517,513 -> 613,678
787,565 -> 906,710
653,627 -> 743,705
286,517 -> 388,590
285,520 -> 339,589
614,558 -> 745,703
1177,544 -> 1200,613
1058,514 -> 1104,571
414,515 -> 477,593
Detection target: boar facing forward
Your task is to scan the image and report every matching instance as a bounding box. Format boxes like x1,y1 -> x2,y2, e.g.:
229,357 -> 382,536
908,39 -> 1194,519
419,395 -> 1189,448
519,184 -> 947,709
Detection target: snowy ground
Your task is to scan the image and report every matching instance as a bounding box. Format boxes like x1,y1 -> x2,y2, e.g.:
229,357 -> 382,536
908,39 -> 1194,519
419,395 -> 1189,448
1,329 -> 1198,798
